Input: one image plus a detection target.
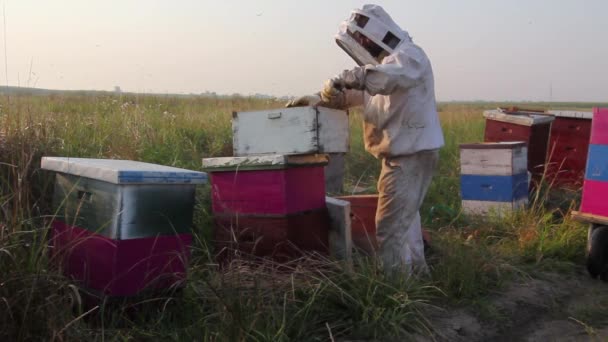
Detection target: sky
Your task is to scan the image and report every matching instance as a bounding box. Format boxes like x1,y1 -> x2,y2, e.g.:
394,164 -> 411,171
3,0 -> 608,101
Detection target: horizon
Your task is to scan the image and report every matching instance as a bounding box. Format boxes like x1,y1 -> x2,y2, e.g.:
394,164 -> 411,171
4,84 -> 608,105
3,1 -> 608,101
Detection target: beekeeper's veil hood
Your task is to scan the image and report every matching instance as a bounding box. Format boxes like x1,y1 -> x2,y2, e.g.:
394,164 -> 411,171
335,4 -> 411,66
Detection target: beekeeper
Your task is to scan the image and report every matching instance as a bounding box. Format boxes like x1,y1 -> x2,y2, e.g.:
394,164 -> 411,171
287,4 -> 444,274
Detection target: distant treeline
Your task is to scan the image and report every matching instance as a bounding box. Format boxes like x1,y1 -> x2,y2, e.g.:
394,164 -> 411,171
0,86 -> 605,109
0,86 -> 289,101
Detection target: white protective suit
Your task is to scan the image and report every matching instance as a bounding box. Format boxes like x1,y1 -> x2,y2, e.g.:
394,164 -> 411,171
332,5 -> 445,273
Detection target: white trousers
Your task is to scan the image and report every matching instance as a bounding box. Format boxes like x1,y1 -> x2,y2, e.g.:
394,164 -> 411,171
375,150 -> 439,274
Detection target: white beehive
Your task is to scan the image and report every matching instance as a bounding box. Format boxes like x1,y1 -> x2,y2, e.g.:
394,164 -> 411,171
232,106 -> 349,156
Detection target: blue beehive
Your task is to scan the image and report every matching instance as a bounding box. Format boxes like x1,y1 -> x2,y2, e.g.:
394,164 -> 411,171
459,142 -> 529,215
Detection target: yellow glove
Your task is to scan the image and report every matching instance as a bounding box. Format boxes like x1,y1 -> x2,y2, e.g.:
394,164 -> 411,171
320,78 -> 345,103
285,94 -> 322,108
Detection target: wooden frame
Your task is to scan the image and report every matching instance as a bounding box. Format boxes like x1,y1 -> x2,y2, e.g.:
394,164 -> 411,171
571,211 -> 608,226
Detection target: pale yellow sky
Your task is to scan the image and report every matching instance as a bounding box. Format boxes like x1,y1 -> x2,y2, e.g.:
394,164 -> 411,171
3,0 -> 608,101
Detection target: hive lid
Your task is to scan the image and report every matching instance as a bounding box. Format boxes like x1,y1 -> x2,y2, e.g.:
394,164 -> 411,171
547,110 -> 593,120
41,157 -> 207,184
459,142 -> 527,149
202,154 -> 329,171
483,109 -> 555,126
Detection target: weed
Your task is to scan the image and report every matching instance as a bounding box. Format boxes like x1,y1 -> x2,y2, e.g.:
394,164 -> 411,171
1,95 -> 606,340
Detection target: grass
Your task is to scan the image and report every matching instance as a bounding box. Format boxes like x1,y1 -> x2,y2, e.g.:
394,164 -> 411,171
1,93 -> 607,340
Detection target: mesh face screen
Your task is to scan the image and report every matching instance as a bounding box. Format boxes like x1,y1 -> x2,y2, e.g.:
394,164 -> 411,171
382,31 -> 401,49
347,29 -> 385,58
354,14 -> 369,28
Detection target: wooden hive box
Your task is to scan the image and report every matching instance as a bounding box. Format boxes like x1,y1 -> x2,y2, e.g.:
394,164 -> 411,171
41,157 -> 207,297
213,209 -> 330,261
203,154 -> 328,215
232,106 -> 349,156
459,142 -> 529,215
483,110 -> 554,182
546,110 -> 593,187
203,154 -> 331,260
335,195 -> 379,254
581,108 -> 608,216
335,194 -> 431,254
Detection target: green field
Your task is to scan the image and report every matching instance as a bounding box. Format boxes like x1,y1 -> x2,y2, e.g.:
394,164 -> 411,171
1,94 -> 607,341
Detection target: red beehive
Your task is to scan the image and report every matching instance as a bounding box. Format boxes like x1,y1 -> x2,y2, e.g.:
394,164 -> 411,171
336,194 -> 431,255
203,154 -> 331,260
213,209 -> 330,261
483,109 -> 554,183
546,110 -> 593,187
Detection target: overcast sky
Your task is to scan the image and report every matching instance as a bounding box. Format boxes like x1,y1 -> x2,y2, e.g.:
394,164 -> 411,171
4,0 -> 608,101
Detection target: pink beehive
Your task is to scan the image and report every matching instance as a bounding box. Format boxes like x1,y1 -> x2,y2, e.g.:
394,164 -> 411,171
42,157 -> 207,297
52,221 -> 192,296
210,167 -> 325,215
590,108 -> 608,146
203,154 -> 328,215
581,108 -> 608,216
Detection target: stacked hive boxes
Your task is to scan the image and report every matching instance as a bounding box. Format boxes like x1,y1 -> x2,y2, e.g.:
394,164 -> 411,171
483,109 -> 554,183
546,110 -> 593,187
42,158 -> 207,296
459,142 -> 529,215
203,155 -> 331,259
580,108 -> 608,215
203,106 -> 349,260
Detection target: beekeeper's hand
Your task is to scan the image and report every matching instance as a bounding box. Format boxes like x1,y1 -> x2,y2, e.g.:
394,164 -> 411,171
320,77 -> 345,103
285,94 -> 322,108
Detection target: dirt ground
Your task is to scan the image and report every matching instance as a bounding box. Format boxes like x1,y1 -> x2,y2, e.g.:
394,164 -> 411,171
423,269 -> 608,341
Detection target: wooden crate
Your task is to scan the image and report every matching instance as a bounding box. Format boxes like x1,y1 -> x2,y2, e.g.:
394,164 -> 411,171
232,106 -> 349,156
336,195 -> 378,254
546,111 -> 593,187
203,154 -> 328,215
483,110 -> 554,182
459,142 -> 529,215
335,195 -> 431,254
213,209 -> 330,261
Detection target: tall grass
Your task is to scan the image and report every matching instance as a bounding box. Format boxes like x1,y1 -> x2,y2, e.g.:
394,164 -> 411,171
1,94 -> 603,340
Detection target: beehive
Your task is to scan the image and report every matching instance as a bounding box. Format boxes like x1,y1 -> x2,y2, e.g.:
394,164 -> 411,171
546,110 -> 593,187
203,154 -> 328,215
203,154 -> 330,259
232,106 -> 349,156
42,157 -> 207,296
483,110 -> 554,182
336,195 -> 379,254
335,194 -> 432,255
213,209 -> 330,260
459,142 -> 529,215
581,108 -> 608,216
